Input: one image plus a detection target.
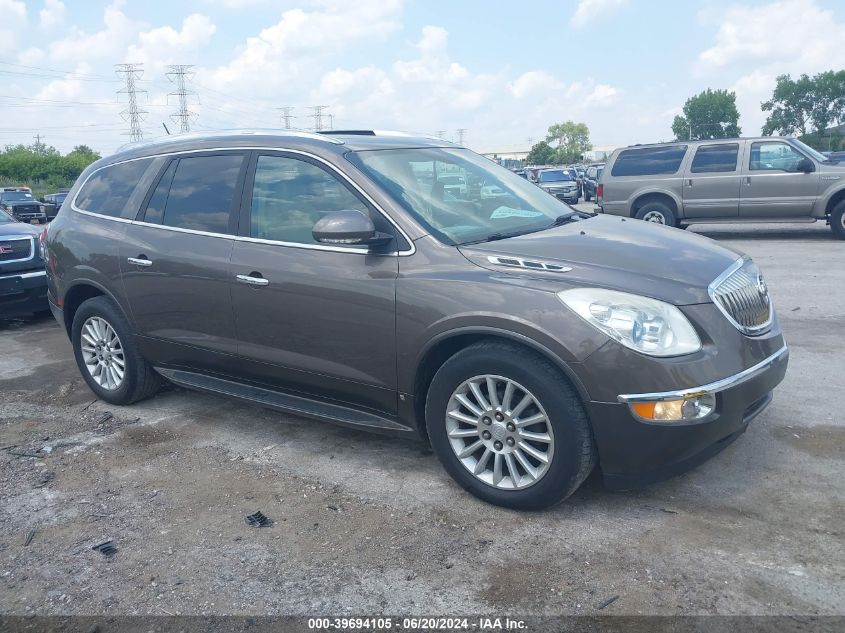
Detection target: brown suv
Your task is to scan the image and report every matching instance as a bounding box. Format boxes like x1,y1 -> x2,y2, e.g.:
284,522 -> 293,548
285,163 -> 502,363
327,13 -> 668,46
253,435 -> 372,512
44,130 -> 788,509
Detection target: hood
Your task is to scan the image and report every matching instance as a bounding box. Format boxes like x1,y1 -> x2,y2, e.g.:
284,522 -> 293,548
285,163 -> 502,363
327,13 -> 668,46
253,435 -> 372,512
0,221 -> 40,236
459,214 -> 743,305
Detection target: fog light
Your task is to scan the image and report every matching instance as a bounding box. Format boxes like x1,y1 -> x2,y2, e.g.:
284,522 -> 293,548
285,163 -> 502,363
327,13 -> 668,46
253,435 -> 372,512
630,393 -> 715,422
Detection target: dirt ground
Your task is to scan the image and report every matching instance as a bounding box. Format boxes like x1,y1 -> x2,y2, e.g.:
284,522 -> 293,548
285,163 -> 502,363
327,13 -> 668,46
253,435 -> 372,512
0,220 -> 843,617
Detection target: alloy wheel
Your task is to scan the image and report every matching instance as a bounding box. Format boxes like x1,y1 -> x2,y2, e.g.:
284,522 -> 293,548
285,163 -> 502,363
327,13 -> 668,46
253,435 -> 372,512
445,374 -> 554,490
80,316 -> 125,390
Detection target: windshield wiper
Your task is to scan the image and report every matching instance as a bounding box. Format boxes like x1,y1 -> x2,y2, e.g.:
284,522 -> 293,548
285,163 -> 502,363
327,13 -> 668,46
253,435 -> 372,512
460,228 -> 542,245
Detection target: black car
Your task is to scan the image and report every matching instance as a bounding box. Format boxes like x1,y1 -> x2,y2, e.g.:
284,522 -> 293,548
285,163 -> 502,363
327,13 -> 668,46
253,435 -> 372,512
42,190 -> 69,221
0,188 -> 46,224
583,163 -> 604,202
0,210 -> 47,317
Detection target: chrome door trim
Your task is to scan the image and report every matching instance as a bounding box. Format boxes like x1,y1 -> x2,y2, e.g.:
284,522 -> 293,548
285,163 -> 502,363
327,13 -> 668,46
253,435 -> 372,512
70,146 -> 416,256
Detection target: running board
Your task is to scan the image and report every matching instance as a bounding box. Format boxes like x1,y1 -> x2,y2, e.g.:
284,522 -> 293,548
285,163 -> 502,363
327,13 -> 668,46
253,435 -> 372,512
155,367 -> 414,434
683,217 -> 818,224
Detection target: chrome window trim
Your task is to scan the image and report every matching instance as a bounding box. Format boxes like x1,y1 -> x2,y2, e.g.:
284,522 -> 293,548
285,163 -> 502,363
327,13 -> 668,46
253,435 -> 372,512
0,269 -> 46,280
708,257 -> 774,335
618,344 -> 788,403
70,146 -> 416,256
0,235 -> 35,263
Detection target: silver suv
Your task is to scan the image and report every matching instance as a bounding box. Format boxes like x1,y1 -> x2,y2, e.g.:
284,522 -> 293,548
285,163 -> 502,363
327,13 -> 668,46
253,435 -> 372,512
599,137 -> 845,239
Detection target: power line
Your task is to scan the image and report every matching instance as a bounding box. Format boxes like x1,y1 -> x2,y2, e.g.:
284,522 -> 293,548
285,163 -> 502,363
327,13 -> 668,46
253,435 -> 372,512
115,63 -> 147,142
166,64 -> 198,134
278,106 -> 295,129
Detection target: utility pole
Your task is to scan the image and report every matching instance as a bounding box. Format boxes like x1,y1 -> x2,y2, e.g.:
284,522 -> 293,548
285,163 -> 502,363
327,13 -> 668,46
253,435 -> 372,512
526,137 -> 534,147
166,64 -> 197,134
310,105 -> 329,131
32,133 -> 46,152
278,106 -> 295,129
327,113 -> 334,130
115,63 -> 147,142
456,128 -> 468,145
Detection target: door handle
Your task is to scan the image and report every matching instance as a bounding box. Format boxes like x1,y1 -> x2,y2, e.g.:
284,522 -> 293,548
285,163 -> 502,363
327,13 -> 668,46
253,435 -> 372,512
687,179 -> 693,187
127,256 -> 152,267
236,273 -> 269,287
745,176 -> 752,185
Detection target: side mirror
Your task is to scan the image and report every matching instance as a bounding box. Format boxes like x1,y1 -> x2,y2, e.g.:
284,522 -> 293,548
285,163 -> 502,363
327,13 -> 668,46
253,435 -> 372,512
312,210 -> 392,246
796,158 -> 815,173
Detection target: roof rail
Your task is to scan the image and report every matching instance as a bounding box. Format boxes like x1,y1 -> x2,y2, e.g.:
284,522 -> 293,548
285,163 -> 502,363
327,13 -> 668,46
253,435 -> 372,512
115,128 -> 343,153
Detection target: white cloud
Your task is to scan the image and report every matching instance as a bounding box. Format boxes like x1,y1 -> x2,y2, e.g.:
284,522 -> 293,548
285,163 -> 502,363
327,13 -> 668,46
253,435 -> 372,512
48,0 -> 136,64
569,0 -> 629,28
35,62 -> 90,100
0,0 -> 27,56
126,14 -> 216,72
584,83 -> 620,107
210,0 -> 403,90
39,0 -> 65,29
696,0 -> 845,133
508,71 -> 563,98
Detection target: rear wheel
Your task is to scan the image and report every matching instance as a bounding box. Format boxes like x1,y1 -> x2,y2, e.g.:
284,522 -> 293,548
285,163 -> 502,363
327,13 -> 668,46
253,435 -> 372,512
635,201 -> 677,227
72,296 -> 161,405
425,341 -> 597,510
830,200 -> 845,240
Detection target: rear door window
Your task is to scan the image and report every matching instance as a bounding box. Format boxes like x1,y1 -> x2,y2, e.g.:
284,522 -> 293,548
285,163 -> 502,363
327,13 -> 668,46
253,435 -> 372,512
142,154 -> 244,234
75,159 -> 154,217
690,143 -> 739,173
611,146 -> 688,177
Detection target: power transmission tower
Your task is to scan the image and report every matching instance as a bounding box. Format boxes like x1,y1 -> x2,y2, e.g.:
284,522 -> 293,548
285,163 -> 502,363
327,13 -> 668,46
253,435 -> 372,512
456,128 -> 468,145
279,106 -> 295,129
310,105 -> 329,131
435,130 -> 447,139
166,64 -> 198,134
115,63 -> 147,142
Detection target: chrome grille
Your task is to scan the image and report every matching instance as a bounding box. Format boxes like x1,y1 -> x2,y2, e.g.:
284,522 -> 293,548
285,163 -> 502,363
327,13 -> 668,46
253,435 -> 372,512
708,258 -> 772,335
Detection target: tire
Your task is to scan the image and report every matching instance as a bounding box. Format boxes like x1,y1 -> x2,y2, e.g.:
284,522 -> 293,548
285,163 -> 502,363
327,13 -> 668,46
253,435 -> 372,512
635,201 -> 677,227
425,341 -> 597,510
71,296 -> 161,405
830,200 -> 845,240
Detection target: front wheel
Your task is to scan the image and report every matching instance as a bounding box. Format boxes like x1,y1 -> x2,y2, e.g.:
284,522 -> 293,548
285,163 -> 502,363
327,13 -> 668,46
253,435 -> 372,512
830,201 -> 845,240
425,341 -> 597,510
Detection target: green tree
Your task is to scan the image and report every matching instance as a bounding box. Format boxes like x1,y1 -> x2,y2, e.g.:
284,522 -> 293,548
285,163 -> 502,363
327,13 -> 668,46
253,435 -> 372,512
0,142 -> 101,198
672,88 -> 741,141
526,141 -> 555,165
545,121 -> 591,163
761,74 -> 815,136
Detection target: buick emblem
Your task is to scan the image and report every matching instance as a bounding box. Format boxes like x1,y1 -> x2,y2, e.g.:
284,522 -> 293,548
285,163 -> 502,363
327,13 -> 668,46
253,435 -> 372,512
0,244 -> 12,255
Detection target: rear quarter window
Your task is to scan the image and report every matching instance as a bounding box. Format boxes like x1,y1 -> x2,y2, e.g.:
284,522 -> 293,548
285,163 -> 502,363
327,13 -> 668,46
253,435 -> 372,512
75,159 -> 154,217
611,146 -> 688,177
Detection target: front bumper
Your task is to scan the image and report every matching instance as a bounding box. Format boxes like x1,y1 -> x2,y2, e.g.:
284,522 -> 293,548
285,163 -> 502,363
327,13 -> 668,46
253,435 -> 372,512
0,269 -> 48,317
587,345 -> 789,489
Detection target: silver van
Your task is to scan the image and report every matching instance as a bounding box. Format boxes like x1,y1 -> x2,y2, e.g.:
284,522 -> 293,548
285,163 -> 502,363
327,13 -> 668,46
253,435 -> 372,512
599,137 -> 845,239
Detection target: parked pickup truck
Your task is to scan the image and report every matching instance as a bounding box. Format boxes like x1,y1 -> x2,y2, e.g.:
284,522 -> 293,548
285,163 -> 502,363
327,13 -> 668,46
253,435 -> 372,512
0,187 -> 46,224
599,137 -> 845,239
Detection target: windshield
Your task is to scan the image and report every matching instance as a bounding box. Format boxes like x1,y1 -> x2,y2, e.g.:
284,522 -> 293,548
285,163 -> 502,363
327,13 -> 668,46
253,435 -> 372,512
348,147 -> 582,245
1,191 -> 33,202
792,139 -> 828,163
538,170 -> 571,183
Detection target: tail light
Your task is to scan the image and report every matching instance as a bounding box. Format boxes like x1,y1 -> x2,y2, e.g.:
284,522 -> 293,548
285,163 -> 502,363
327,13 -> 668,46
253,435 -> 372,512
597,183 -> 604,200
38,226 -> 49,264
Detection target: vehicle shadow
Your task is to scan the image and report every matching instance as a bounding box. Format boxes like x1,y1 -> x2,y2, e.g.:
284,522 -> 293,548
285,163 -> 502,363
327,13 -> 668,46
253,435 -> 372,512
0,310 -> 57,332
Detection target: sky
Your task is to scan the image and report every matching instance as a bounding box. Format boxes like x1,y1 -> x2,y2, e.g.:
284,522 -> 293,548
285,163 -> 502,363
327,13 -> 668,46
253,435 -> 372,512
1,0 -> 844,156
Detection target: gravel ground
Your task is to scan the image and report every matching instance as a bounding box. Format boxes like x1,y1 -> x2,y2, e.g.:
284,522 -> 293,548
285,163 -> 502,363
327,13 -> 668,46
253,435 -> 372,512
0,216 -> 842,617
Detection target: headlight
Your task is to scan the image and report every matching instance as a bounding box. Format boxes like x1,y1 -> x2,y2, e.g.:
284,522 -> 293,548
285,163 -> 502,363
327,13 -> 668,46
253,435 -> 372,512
557,288 -> 701,356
